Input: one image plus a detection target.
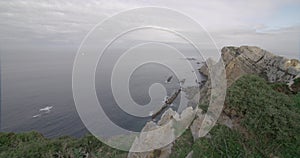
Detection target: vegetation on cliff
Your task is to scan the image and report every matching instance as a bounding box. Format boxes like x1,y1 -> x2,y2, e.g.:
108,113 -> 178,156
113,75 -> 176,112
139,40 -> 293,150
172,75 -> 300,158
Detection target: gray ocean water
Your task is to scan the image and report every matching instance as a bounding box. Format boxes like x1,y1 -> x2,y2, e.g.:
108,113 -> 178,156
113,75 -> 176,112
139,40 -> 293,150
0,49 -> 204,138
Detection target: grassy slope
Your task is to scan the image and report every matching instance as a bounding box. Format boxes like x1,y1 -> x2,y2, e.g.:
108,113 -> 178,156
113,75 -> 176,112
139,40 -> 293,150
224,75 -> 300,157
0,132 -> 126,158
1,75 -> 299,158
171,75 -> 300,158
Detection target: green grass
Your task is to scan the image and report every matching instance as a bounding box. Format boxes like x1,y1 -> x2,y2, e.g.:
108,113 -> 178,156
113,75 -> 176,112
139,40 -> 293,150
292,93 -> 300,109
170,129 -> 194,158
225,75 -> 300,157
0,132 -> 126,158
270,82 -> 293,95
192,125 -> 247,158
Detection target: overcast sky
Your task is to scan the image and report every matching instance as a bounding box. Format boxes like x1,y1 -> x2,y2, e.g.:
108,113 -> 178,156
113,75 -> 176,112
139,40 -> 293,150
1,0 -> 300,58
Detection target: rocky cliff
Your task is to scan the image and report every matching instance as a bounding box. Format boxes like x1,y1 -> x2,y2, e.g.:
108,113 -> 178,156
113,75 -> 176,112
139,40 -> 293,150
221,46 -> 300,87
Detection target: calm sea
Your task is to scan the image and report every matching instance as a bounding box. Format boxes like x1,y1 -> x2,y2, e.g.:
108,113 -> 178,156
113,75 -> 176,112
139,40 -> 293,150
1,49 -> 203,138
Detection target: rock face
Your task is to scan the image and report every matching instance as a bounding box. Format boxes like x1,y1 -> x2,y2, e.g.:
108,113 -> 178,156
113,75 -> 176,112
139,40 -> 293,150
221,46 -> 300,86
127,107 -> 196,158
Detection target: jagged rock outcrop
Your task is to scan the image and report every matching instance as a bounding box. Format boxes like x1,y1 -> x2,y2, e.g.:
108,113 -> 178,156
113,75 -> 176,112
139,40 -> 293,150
222,46 -> 300,86
127,107 -> 196,158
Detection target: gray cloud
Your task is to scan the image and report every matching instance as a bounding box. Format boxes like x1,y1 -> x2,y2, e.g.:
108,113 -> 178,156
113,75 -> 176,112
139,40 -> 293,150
0,0 -> 299,58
